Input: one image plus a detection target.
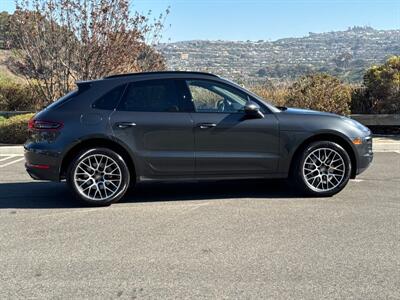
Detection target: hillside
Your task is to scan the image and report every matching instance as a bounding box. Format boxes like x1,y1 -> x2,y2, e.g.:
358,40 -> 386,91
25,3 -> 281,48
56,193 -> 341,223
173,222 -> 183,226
0,50 -> 25,82
159,27 -> 400,84
1,27 -> 399,84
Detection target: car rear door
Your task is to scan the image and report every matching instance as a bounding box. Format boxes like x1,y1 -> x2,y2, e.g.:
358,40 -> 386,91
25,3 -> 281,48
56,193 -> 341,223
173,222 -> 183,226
109,79 -> 194,179
181,79 -> 280,176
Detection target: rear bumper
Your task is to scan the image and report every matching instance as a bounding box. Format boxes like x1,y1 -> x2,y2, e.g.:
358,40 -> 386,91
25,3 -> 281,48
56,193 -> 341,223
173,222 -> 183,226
24,144 -> 62,181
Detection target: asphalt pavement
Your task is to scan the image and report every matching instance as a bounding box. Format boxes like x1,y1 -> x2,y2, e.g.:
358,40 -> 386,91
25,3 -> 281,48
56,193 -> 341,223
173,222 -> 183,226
0,152 -> 399,299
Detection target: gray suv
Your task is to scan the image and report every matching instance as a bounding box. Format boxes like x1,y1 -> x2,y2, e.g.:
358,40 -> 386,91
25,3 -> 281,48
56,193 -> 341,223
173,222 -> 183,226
25,71 -> 373,206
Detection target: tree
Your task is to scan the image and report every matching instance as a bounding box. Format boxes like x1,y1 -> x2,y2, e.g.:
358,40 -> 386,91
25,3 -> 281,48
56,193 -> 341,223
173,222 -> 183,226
360,56 -> 400,114
10,0 -> 168,105
256,68 -> 267,77
333,52 -> 353,69
0,11 -> 12,49
286,73 -> 352,115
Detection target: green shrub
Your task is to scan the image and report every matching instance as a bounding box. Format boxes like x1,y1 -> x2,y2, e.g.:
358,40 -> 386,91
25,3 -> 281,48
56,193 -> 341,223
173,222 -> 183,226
0,113 -> 34,144
286,73 -> 352,115
359,56 -> 400,114
250,84 -> 289,107
350,87 -> 370,114
0,78 -> 39,111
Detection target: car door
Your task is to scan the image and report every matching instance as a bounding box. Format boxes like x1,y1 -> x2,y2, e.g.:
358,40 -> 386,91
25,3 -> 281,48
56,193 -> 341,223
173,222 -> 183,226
110,79 -> 194,179
183,79 -> 280,176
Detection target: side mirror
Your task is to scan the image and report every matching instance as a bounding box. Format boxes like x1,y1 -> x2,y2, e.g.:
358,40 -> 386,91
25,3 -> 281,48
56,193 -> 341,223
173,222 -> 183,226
244,102 -> 264,118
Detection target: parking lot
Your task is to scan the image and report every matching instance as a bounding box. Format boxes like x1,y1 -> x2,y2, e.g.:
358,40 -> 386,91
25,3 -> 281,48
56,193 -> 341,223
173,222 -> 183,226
0,151 -> 399,298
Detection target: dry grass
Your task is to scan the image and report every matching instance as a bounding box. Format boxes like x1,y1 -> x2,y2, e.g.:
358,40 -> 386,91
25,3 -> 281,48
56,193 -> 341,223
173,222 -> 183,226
249,85 -> 289,107
0,50 -> 26,83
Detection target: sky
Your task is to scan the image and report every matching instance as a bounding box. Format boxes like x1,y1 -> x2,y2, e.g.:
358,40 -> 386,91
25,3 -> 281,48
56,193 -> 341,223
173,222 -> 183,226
1,0 -> 399,42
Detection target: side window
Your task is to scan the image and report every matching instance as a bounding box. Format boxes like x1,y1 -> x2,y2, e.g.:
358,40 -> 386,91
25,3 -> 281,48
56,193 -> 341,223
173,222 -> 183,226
186,80 -> 248,113
118,79 -> 181,112
93,85 -> 126,110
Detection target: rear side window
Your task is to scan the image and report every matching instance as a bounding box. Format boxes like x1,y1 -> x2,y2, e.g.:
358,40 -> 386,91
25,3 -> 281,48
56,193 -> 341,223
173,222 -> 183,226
93,85 -> 126,110
117,79 -> 181,112
45,89 -> 81,110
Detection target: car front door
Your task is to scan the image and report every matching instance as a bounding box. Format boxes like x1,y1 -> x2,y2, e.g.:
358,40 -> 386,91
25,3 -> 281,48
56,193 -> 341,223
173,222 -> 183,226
182,79 -> 280,176
110,79 -> 194,179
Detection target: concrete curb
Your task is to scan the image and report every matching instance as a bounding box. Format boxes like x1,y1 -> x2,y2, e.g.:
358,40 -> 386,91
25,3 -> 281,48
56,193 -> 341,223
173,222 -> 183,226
0,146 -> 24,155
373,142 -> 400,151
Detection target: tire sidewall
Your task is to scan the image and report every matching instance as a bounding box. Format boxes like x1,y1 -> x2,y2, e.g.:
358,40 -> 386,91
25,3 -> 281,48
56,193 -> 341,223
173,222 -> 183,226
67,148 -> 130,206
296,141 -> 351,196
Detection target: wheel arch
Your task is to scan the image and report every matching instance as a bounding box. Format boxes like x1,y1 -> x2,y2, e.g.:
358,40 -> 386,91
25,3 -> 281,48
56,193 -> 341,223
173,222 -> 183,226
289,133 -> 357,179
60,137 -> 137,181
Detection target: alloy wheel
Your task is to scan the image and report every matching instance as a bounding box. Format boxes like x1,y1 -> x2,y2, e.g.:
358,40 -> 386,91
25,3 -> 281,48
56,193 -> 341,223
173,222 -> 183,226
73,154 -> 122,201
302,147 -> 346,192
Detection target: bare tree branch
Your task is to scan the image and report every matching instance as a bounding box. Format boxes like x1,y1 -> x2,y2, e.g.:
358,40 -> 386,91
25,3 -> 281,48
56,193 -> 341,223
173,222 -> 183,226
10,0 -> 168,106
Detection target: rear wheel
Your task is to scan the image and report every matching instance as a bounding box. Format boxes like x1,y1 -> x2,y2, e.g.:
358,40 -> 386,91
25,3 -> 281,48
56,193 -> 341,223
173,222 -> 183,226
67,148 -> 130,206
292,141 -> 351,196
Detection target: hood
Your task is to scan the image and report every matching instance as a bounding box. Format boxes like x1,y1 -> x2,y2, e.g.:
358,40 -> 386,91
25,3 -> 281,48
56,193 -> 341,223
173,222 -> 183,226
281,107 -> 339,118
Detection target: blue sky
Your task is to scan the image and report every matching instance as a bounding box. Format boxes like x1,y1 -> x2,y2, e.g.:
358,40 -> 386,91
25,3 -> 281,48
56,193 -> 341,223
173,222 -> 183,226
1,0 -> 399,41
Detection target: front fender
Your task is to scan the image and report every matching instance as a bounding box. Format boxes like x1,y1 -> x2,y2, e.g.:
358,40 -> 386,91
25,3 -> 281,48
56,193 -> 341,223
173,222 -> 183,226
277,129 -> 358,176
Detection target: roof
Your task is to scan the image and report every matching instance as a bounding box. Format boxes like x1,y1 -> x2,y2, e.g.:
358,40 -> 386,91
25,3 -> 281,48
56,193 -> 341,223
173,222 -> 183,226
104,71 -> 219,79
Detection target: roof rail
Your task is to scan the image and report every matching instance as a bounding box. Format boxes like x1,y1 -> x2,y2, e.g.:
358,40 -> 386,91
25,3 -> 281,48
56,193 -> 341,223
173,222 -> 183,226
104,71 -> 219,79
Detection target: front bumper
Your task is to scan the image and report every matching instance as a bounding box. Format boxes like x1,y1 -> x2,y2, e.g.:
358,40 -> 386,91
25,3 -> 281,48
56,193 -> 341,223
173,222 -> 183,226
24,144 -> 62,181
355,135 -> 373,175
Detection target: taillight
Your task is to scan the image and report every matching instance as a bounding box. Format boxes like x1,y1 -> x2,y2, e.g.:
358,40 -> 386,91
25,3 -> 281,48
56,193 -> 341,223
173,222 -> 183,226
28,119 -> 63,130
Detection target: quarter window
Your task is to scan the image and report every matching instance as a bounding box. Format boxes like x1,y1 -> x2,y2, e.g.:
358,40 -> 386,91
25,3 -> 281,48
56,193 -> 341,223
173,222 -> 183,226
186,80 -> 249,113
93,85 -> 126,110
118,80 -> 181,112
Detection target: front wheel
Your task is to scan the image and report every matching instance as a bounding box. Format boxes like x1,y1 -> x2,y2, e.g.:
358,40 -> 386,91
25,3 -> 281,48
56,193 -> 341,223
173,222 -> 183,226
292,141 -> 352,197
67,148 -> 130,206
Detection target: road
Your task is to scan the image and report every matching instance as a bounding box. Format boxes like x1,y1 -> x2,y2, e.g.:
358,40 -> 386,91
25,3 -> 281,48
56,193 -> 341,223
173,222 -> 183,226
0,152 -> 399,299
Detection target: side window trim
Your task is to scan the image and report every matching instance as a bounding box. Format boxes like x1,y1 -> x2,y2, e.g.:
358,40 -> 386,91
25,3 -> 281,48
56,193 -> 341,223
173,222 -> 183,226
175,79 -> 196,113
115,82 -> 127,111
115,84 -> 129,110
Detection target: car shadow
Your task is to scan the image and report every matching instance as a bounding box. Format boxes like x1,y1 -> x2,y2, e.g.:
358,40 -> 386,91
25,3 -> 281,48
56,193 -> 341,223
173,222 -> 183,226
0,179 -> 301,209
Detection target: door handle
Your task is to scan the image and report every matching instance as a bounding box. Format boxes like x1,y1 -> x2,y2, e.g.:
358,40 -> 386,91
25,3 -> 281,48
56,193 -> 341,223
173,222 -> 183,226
198,123 -> 217,129
115,122 -> 136,129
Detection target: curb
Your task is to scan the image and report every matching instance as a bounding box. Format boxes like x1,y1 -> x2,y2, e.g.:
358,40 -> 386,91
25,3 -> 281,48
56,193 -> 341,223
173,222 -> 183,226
0,146 -> 24,155
373,144 -> 400,152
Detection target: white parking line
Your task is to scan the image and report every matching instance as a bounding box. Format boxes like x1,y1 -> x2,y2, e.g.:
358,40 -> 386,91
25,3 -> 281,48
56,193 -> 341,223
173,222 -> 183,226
0,156 -> 25,168
0,156 -> 17,162
374,150 -> 400,154
351,179 -> 364,182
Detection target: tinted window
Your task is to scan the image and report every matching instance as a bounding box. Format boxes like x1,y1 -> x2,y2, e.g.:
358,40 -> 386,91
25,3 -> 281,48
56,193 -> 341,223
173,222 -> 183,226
93,85 -> 126,110
45,90 -> 78,110
118,80 -> 180,112
186,80 -> 248,113
47,82 -> 94,110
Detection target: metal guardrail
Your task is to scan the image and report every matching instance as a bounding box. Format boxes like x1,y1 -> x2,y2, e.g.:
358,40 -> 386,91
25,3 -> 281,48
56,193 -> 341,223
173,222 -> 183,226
0,111 -> 34,118
350,114 -> 400,126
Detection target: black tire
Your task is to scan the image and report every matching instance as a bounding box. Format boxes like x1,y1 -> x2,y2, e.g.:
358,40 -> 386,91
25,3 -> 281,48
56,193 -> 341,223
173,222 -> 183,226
292,141 -> 352,197
66,148 -> 130,206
